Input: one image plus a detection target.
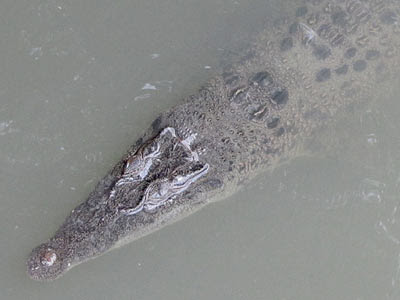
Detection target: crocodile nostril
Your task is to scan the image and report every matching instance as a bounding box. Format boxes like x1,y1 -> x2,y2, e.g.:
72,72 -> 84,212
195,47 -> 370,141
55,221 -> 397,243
40,248 -> 57,266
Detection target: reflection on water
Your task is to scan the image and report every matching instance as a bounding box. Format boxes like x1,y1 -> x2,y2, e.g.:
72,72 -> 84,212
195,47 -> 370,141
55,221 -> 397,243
1,0 -> 400,299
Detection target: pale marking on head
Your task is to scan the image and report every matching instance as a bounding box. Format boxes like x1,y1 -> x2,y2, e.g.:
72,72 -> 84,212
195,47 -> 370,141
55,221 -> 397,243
41,248 -> 57,266
121,163 -> 209,215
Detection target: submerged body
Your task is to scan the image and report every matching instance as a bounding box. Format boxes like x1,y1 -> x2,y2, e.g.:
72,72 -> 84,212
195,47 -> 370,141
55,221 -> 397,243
27,0 -> 400,281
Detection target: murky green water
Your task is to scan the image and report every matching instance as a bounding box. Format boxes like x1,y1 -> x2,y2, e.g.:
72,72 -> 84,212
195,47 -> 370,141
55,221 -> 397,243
2,0 -> 400,299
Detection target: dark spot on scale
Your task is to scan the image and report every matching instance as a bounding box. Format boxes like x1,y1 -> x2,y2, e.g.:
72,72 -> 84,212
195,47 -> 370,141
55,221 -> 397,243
335,64 -> 349,75
151,116 -> 162,132
312,44 -> 331,60
275,127 -> 285,137
270,88 -> 289,106
380,11 -> 397,25
267,117 -> 280,129
289,23 -> 298,34
280,37 -> 293,52
249,71 -> 273,86
296,6 -> 308,17
315,68 -> 331,82
344,47 -> 357,59
331,10 -> 347,26
365,49 -> 380,60
353,60 -> 367,72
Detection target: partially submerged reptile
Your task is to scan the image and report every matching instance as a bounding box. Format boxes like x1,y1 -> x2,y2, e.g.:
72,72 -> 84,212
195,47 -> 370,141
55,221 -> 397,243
27,0 -> 400,281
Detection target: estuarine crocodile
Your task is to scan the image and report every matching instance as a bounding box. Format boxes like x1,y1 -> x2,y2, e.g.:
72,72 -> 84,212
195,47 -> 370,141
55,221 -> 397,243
27,0 -> 400,281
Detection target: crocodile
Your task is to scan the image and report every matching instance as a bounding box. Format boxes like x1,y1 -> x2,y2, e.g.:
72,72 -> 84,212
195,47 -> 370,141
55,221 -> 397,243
27,0 -> 400,281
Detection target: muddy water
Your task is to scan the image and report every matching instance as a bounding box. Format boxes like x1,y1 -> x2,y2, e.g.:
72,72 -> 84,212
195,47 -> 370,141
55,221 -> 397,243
1,0 -> 400,299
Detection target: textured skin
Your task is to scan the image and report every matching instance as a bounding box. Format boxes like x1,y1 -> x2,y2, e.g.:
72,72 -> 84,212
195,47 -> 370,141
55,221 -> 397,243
27,0 -> 400,281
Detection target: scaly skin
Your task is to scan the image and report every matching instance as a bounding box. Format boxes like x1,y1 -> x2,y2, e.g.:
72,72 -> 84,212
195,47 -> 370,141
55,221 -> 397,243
27,0 -> 400,281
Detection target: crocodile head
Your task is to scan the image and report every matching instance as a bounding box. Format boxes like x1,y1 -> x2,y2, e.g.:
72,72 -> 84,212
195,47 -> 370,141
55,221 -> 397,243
27,127 -> 212,281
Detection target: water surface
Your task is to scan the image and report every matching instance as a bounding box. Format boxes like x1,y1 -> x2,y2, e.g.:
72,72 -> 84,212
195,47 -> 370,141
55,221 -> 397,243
1,0 -> 400,299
